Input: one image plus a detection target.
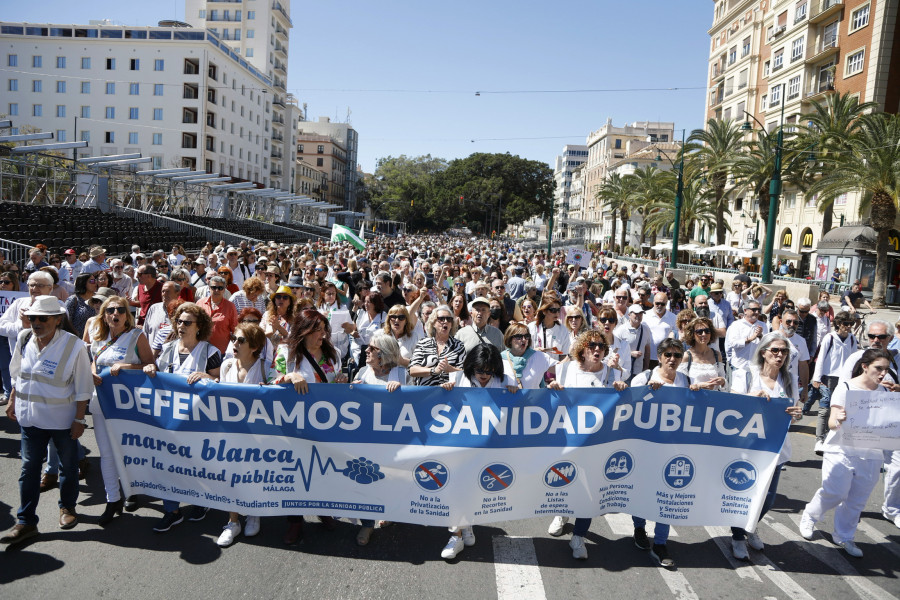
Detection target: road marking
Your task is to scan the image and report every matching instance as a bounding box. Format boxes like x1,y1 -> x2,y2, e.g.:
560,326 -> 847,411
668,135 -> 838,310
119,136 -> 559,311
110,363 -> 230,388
493,536 -> 547,600
704,526 -> 762,581
750,546 -> 819,600
655,566 -> 700,600
855,520 -> 900,561
766,516 -> 899,600
604,513 -> 678,537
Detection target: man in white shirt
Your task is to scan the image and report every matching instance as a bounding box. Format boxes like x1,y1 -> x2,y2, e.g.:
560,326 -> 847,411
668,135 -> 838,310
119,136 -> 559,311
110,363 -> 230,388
142,281 -> 181,352
779,309 -> 810,407
224,247 -> 249,288
810,311 -> 857,449
57,249 -> 82,292
109,258 -> 133,298
724,300 -> 768,382
0,271 -> 62,354
614,305 -> 652,383
692,294 -> 726,338
130,245 -> 142,264
643,293 -> 677,367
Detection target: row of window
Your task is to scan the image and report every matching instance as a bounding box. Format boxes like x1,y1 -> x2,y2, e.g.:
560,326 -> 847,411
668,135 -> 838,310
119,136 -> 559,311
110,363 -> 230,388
198,9 -> 256,20
7,54 -> 165,71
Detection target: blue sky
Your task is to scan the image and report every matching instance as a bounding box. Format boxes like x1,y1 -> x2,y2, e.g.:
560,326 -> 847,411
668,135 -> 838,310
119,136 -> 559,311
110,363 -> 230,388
7,1 -> 714,172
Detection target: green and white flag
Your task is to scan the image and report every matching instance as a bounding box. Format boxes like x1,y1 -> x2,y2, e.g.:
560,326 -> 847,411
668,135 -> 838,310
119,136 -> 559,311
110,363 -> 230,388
331,223 -> 366,251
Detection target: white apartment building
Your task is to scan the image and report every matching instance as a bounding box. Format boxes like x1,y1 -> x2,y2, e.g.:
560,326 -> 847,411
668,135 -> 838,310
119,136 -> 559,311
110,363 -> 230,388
297,117 -> 360,213
552,144 -> 588,242
1,14 -> 295,191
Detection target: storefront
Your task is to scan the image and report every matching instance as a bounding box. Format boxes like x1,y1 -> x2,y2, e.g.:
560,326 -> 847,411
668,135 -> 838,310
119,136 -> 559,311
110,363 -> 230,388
815,225 -> 900,301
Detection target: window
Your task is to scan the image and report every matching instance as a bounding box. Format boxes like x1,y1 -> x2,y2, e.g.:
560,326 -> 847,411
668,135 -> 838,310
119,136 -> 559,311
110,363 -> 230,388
725,76 -> 734,96
741,36 -> 751,57
130,58 -> 139,70
846,49 -> 865,76
787,75 -> 801,99
835,192 -> 848,206
80,106 -> 90,118
738,69 -> 748,89
198,9 -> 206,18
128,132 -> 138,145
106,82 -> 115,94
247,29 -> 254,38
248,10 -> 255,19
246,48 -> 254,57
761,94 -> 768,110
763,60 -> 770,77
7,54 -> 17,67
105,131 -> 114,143
8,102 -> 17,115
105,106 -> 115,119
298,144 -> 304,153
80,130 -> 90,142
736,101 -> 746,118
154,83 -> 163,96
81,57 -> 90,69
317,145 -> 325,153
33,104 -> 42,116
56,105 -> 65,117
56,56 -> 65,68
850,5 -> 870,33
728,46 -> 737,64
235,10 -> 241,20
56,130 -> 67,142
772,49 -> 784,71
153,108 -> 163,120
32,55 -> 42,68
129,83 -> 139,95
614,139 -> 622,149
129,107 -> 139,119
106,57 -> 115,70
770,85 -> 781,106
81,81 -> 90,94
791,37 -> 804,62
152,133 -> 162,145
8,79 -> 17,91
316,157 -> 324,167
795,1 -> 808,23
784,192 -> 795,209
32,80 -> 42,92
233,29 -> 241,40
154,59 -> 164,72
56,81 -> 66,93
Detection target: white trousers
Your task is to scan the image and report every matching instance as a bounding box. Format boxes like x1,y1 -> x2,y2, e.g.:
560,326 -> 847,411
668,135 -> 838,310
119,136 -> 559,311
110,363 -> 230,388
90,394 -> 122,502
884,450 -> 900,519
803,450 -> 881,543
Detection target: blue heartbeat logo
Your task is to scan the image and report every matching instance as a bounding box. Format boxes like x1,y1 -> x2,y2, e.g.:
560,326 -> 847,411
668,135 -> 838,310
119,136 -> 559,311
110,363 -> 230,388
281,446 -> 384,492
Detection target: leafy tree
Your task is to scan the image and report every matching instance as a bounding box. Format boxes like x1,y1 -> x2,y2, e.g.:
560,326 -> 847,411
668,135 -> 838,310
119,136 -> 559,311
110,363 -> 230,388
688,119 -> 745,245
623,165 -> 670,245
370,155 -> 448,231
642,165 -> 717,244
804,112 -> 900,307
595,172 -> 634,252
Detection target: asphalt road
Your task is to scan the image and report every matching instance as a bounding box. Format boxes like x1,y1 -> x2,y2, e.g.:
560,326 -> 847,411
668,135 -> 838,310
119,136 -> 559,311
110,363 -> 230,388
1,414 -> 899,600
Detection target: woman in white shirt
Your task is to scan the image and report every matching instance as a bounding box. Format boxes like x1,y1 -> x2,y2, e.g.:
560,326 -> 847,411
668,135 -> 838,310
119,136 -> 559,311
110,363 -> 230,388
528,295 -> 570,359
546,331 -> 627,559
438,343 -> 518,561
344,291 -> 387,368
811,312 -> 858,449
799,348 -> 892,558
729,332 -> 803,560
215,323 -> 276,547
381,305 -> 422,367
500,322 -> 556,389
679,317 -> 726,391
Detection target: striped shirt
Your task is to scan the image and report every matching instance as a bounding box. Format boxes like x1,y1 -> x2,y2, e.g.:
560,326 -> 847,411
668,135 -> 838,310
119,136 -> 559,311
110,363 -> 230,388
409,336 -> 467,386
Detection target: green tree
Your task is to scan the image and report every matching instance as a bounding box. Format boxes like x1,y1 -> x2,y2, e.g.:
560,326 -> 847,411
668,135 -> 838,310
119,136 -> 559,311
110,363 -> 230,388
595,172 -> 634,252
804,112 -> 900,307
624,165 -> 670,245
688,119 -> 745,245
370,155 -> 448,231
799,92 -> 878,236
642,166 -> 717,244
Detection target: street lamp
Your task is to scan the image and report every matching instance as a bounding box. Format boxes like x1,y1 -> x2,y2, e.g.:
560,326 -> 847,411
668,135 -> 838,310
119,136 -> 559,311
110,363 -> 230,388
655,129 -> 686,269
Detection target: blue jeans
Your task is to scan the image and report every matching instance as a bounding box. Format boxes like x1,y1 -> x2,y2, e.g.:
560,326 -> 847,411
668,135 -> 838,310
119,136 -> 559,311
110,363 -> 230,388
19,426 -> 79,525
44,439 -> 86,475
814,376 -> 837,441
631,516 -> 670,545
0,340 -> 11,395
731,465 -> 782,540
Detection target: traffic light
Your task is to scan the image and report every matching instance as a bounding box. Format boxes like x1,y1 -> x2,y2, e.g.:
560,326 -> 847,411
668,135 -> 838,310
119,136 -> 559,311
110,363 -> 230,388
459,195 -> 464,204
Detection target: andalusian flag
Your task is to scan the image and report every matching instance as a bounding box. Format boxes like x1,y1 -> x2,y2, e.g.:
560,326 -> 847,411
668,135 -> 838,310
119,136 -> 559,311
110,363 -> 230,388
331,223 -> 366,251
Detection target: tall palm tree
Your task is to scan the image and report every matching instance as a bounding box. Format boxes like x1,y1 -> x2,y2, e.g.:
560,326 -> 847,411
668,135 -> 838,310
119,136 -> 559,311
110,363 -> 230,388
800,92 -> 878,236
643,168 -> 717,244
595,173 -> 634,252
688,119 -> 745,245
805,112 -> 900,307
625,165 -> 670,246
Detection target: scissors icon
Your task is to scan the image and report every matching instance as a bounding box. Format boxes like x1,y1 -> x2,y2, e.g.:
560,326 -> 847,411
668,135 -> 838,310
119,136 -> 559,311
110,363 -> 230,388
482,469 -> 511,490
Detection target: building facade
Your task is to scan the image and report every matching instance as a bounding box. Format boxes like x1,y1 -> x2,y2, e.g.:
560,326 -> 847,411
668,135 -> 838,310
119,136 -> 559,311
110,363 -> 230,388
296,133 -> 347,209
297,117 -> 359,213
552,144 -> 588,242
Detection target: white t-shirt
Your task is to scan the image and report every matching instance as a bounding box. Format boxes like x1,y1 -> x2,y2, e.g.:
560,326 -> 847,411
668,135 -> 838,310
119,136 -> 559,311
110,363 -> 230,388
556,361 -> 621,388
500,349 -> 557,390
643,310 -> 678,360
730,366 -> 795,464
355,365 -> 408,386
823,381 -> 887,460
449,369 -> 516,389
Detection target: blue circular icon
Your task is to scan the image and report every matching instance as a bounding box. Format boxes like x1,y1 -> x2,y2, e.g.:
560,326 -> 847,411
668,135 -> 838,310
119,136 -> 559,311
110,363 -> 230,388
723,460 -> 758,492
414,461 -> 449,492
604,450 -> 634,481
543,461 -> 577,488
663,456 -> 695,490
479,463 -> 514,493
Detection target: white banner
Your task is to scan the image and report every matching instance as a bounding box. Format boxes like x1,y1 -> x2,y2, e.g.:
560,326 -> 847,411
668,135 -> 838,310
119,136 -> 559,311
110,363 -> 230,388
0,289 -> 28,318
840,390 -> 900,451
565,249 -> 592,269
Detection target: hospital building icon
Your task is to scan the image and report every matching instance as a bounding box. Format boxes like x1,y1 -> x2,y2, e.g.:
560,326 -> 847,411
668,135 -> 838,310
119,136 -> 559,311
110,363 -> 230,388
668,460 -> 691,478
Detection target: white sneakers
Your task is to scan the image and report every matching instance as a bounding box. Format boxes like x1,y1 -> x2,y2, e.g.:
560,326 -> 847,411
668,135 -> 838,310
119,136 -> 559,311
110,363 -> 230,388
731,539 -> 749,561
814,440 -> 825,456
569,534 -> 588,560
244,516 -> 260,537
460,526 -> 476,547
441,527 -> 475,559
548,516 -> 569,537
746,531 -> 764,551
217,521 -> 241,547
840,541 -> 863,558
883,509 -> 900,529
799,515 -> 816,540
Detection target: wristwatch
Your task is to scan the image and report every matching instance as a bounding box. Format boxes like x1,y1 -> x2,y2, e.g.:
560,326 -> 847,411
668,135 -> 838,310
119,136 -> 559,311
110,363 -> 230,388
73,418 -> 87,425
430,366 -> 437,376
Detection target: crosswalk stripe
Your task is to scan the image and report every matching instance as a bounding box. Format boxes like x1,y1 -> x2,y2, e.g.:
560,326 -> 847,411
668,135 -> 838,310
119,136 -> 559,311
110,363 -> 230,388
704,526 -> 762,581
492,536 -> 547,600
855,520 -> 900,561
767,516 -> 899,600
749,544 -> 819,600
655,566 -> 700,600
604,513 -> 678,537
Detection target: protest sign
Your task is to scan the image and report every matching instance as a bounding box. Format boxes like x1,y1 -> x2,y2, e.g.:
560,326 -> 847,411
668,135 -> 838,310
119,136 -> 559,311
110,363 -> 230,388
839,390 -> 900,451
565,249 -> 592,270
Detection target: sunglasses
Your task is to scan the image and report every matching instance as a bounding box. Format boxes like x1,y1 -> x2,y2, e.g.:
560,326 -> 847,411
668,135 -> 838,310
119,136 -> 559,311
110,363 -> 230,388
0,280 -> 12,285
389,315 -> 407,321
273,294 -> 291,301
654,302 -> 666,306
744,308 -> 760,313
868,333 -> 890,340
598,317 -> 615,324
474,369 -> 494,376
586,342 -> 607,350
105,306 -> 128,315
241,319 -> 260,324
26,315 -> 53,322
615,295 -> 629,300
435,316 -> 453,323
210,286 -> 225,291
176,319 -> 196,326
27,283 -> 51,288
783,320 -> 799,326
694,328 -> 711,335
662,352 -> 683,359
546,307 -> 560,313
567,315 -> 583,321
767,347 -> 789,355
230,335 -> 248,345
403,287 -> 416,293
510,334 -> 529,342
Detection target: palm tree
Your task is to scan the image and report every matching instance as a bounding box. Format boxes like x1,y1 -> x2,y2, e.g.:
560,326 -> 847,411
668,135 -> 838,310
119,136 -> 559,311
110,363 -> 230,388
595,173 -> 634,252
804,112 -> 900,307
688,119 -> 745,245
643,167 -> 717,244
800,92 -> 878,236
625,165 -> 670,246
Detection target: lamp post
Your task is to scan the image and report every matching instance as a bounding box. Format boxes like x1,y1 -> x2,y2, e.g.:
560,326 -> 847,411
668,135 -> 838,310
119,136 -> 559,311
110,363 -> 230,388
656,129 -> 686,269
547,195 -> 555,256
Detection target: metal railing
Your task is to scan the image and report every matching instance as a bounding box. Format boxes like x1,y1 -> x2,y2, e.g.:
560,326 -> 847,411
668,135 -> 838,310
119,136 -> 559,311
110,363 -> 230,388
0,237 -> 34,268
110,204 -> 254,247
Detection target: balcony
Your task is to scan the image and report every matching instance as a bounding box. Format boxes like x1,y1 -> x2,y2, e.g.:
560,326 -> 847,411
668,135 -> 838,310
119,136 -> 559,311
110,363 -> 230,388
772,60 -> 784,73
711,63 -> 726,81
272,1 -> 292,26
272,97 -> 285,108
805,79 -> 836,100
182,108 -> 198,124
183,58 -> 200,75
810,0 -> 843,24
274,78 -> 286,91
275,24 -> 288,39
274,62 -> 286,74
709,89 -> 725,107
272,132 -> 284,142
271,149 -> 283,159
806,35 -> 839,63
274,43 -> 287,57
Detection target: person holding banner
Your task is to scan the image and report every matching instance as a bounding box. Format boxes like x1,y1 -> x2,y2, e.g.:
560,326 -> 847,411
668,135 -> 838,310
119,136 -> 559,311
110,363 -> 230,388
89,295 -> 155,525
501,322 -> 557,389
409,305 -> 467,387
216,322 -> 276,547
546,330 -> 627,556
382,305 -> 422,368
439,343 -> 518,559
679,317 -> 726,391
143,302 -> 222,533
274,308 -> 347,545
729,332 -> 803,560
799,348 -> 893,558
528,296 -> 570,359
596,306 -> 629,380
